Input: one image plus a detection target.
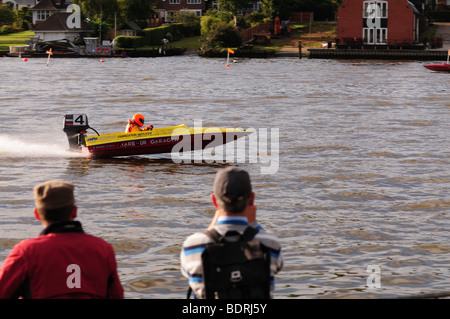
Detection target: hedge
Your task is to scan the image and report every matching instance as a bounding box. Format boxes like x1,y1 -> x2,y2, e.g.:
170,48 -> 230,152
115,35 -> 145,49
116,23 -> 198,48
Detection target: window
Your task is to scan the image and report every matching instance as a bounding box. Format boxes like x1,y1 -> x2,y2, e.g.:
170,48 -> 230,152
181,9 -> 202,16
363,1 -> 388,45
166,11 -> 176,22
363,1 -> 388,18
169,0 -> 180,4
363,27 -> 387,44
37,10 -> 52,20
187,0 -> 201,4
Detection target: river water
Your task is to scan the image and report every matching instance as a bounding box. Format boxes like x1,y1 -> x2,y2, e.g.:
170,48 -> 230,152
0,55 -> 449,299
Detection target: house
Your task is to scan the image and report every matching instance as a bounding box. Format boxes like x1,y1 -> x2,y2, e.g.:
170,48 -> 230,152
30,0 -> 71,25
155,0 -> 212,22
155,0 -> 261,22
337,0 -> 426,46
32,11 -> 91,42
3,0 -> 36,11
118,21 -> 142,37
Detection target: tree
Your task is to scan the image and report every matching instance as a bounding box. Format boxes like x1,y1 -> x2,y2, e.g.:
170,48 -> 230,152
217,0 -> 258,25
118,0 -> 156,22
271,0 -> 302,20
173,11 -> 201,36
0,4 -> 15,26
14,7 -> 32,30
72,0 -> 119,23
200,21 -> 242,52
295,0 -> 338,21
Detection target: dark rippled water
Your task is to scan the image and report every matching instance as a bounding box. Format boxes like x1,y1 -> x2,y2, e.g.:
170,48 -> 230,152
0,55 -> 449,298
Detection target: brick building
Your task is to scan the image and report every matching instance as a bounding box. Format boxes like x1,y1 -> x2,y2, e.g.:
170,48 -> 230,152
337,0 -> 426,46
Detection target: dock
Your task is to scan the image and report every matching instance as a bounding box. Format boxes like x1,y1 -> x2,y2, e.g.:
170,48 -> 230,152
308,48 -> 449,60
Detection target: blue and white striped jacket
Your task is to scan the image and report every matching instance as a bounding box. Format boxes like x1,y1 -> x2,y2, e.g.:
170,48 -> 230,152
180,216 -> 283,299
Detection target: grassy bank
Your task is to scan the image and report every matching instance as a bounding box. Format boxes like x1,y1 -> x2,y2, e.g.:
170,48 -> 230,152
168,22 -> 337,54
268,21 -> 337,52
0,31 -> 34,51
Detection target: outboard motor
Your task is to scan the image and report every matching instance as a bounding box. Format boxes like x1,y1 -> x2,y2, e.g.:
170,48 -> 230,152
63,114 -> 98,152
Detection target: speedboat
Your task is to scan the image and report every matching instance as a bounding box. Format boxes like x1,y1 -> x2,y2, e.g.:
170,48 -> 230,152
424,63 -> 450,72
63,114 -> 253,158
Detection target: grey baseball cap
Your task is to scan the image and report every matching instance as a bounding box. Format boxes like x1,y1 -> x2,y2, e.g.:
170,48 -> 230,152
213,167 -> 252,213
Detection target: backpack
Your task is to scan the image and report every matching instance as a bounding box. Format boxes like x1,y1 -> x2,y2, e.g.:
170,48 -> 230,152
200,226 -> 271,299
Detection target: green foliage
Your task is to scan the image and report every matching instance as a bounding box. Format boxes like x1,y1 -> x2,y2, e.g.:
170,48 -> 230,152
172,11 -> 201,37
118,0 -> 156,21
200,21 -> 241,52
73,0 -> 120,23
115,35 -> 145,48
0,4 -> 15,26
244,11 -> 268,27
142,24 -> 183,45
74,0 -> 157,25
14,8 -> 32,30
116,24 -> 191,48
259,0 -> 274,18
89,18 -> 112,40
217,0 -> 257,16
0,25 -> 12,34
200,15 -> 222,35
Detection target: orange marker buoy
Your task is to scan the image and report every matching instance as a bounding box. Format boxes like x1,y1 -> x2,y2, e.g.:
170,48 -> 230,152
226,64 -> 229,68
23,58 -> 28,61
100,59 -> 105,62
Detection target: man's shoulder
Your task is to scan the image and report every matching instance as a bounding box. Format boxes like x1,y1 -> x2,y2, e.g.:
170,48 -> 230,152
253,228 -> 282,251
183,226 -> 281,249
22,232 -> 114,251
182,231 -> 211,248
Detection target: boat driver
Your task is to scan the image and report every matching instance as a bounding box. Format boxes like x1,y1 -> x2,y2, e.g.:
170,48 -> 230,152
125,113 -> 153,133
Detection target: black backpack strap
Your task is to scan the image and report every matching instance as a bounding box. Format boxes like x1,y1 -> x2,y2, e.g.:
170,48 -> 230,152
205,228 -> 224,243
240,226 -> 259,241
206,226 -> 259,243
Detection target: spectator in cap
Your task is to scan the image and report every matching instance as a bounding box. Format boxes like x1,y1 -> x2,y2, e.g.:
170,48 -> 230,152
180,167 -> 284,299
0,180 -> 124,299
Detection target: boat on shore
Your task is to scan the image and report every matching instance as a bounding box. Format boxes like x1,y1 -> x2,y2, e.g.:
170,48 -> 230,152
423,62 -> 450,72
63,114 -> 252,158
7,37 -> 186,58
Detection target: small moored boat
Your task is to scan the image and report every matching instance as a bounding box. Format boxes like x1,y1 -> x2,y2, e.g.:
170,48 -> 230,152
63,114 -> 252,158
424,63 -> 450,72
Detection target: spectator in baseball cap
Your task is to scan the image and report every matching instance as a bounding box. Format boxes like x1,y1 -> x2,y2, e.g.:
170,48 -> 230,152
181,167 -> 284,299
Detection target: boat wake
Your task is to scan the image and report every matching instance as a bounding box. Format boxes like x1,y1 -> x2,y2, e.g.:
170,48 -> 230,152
0,135 -> 82,158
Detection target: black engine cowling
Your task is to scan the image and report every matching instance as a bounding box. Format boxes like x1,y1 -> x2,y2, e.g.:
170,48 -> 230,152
62,114 -> 91,152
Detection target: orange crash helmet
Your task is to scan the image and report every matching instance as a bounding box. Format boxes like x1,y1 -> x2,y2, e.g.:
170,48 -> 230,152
132,113 -> 145,127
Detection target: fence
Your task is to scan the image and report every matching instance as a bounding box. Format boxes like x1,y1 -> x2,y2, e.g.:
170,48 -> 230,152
240,22 -> 270,44
289,12 -> 314,23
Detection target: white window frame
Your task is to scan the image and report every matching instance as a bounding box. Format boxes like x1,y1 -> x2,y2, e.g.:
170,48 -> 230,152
363,1 -> 388,19
363,1 -> 388,45
187,0 -> 201,4
363,27 -> 387,44
169,0 -> 180,4
37,10 -> 52,20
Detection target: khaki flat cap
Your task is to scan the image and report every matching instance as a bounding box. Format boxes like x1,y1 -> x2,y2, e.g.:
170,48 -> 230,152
34,180 -> 75,210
